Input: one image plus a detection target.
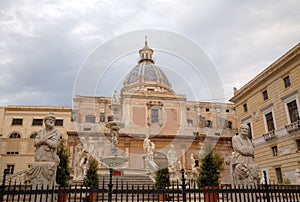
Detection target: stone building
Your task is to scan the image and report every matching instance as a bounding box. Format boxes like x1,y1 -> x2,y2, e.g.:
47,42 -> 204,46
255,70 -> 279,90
0,40 -> 237,183
230,43 -> 300,184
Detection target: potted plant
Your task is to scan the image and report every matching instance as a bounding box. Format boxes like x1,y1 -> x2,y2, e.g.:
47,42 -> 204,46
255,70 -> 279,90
84,157 -> 99,202
197,148 -> 223,202
155,167 -> 170,201
56,140 -> 71,202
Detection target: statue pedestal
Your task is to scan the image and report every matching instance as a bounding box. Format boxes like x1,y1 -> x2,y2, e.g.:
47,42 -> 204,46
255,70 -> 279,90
28,161 -> 58,201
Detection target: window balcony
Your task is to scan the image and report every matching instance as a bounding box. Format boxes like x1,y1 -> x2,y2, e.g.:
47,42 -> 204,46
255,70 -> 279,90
263,130 -> 276,141
285,120 -> 300,133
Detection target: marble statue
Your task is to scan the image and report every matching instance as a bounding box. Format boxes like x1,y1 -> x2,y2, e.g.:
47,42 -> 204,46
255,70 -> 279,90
167,145 -> 180,182
80,152 -> 90,177
190,153 -> 197,173
167,144 -> 177,166
73,143 -> 90,180
260,171 -> 267,184
232,124 -> 259,186
27,113 -> 61,201
111,129 -> 118,155
74,143 -> 84,180
143,135 -> 159,175
143,134 -> 151,154
112,90 -> 120,104
149,142 -> 155,161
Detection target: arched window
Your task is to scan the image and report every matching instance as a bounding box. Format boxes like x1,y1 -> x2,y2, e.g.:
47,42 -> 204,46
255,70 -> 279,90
30,133 -> 38,139
9,133 -> 21,139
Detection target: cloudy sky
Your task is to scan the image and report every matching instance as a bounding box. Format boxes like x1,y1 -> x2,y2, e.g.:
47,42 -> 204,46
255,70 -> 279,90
1,0 -> 300,107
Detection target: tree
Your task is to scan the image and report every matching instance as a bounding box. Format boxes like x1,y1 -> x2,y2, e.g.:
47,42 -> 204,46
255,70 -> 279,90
198,148 -> 223,188
56,140 -> 71,187
84,157 -> 99,189
155,167 -> 170,189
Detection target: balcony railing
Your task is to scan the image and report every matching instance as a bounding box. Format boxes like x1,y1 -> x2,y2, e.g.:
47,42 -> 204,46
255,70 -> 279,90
263,130 -> 276,141
285,120 -> 300,133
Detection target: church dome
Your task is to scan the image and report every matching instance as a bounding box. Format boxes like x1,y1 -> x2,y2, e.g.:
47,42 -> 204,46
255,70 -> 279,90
122,38 -> 173,92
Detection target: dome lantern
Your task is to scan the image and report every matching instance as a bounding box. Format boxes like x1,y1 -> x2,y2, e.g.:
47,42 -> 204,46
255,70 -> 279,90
138,36 -> 154,64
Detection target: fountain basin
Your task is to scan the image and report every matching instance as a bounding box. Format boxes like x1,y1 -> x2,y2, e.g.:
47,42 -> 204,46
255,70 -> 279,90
100,156 -> 128,168
105,121 -> 124,130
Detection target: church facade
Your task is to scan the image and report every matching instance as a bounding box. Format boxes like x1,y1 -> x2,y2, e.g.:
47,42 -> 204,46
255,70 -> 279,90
67,41 -> 237,182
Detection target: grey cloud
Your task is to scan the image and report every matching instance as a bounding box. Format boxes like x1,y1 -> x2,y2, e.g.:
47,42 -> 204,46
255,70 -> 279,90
1,0 -> 300,106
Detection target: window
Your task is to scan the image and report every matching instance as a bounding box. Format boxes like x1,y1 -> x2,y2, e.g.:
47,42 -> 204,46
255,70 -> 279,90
30,133 -> 38,139
223,119 -> 233,129
55,119 -> 63,126
12,118 -> 23,125
283,76 -> 291,88
275,167 -> 283,184
85,115 -> 96,123
7,165 -> 14,174
243,103 -> 248,112
151,109 -> 159,123
6,151 -> 19,155
287,100 -> 299,123
9,133 -> 21,138
265,112 -> 275,131
227,121 -> 232,129
271,146 -> 278,156
193,132 -> 199,136
83,127 -> 91,131
296,139 -> 300,151
107,115 -> 113,122
226,109 -> 230,113
263,90 -> 268,101
206,120 -> 212,128
100,113 -> 105,122
32,119 -> 43,126
195,160 -> 199,167
283,92 -> 299,124
187,119 -> 193,126
147,88 -> 154,93
186,107 -> 190,111
205,108 -> 210,112
246,122 -> 253,140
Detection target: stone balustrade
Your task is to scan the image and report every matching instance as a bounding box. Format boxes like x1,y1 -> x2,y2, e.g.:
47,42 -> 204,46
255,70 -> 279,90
263,130 -> 276,141
285,120 -> 300,133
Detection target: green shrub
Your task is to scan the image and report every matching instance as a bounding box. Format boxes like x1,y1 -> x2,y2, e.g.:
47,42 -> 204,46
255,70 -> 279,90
155,167 -> 170,189
198,148 -> 223,188
84,157 -> 99,189
56,140 -> 71,187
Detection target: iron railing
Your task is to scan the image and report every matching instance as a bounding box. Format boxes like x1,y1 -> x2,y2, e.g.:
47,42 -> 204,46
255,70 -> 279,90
0,169 -> 299,202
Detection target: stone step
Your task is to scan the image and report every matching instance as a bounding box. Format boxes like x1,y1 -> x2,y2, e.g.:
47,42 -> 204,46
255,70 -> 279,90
73,175 -> 154,187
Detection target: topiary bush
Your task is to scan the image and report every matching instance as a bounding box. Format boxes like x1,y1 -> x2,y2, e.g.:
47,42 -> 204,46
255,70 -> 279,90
56,140 -> 71,187
198,148 -> 223,188
155,167 -> 170,189
84,157 -> 99,189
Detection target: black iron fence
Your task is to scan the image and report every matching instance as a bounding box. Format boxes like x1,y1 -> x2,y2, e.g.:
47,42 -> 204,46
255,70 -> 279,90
0,169 -> 300,202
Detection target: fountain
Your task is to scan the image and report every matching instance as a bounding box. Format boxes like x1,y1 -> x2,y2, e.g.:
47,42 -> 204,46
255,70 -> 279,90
100,121 -> 128,167
99,93 -> 128,168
